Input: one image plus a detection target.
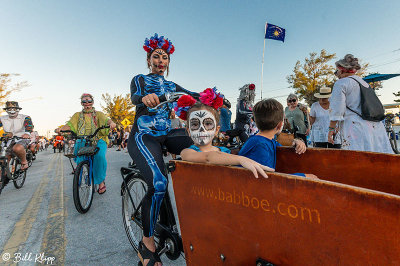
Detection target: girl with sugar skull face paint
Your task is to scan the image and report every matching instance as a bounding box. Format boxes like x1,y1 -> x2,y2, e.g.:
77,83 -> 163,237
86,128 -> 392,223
178,88 -> 274,179
189,109 -> 217,146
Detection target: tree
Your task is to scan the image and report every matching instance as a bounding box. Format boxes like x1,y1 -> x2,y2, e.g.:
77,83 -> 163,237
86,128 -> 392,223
287,50 -> 374,106
0,73 -> 29,109
101,93 -> 135,126
394,91 -> 400,103
287,50 -> 336,106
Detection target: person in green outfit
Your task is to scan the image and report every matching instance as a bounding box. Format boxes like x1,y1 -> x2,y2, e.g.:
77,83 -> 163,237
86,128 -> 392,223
57,93 -> 116,194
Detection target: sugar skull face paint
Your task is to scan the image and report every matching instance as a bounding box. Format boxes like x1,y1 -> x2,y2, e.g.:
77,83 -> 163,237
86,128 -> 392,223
148,48 -> 169,75
6,108 -> 19,118
189,110 -> 216,146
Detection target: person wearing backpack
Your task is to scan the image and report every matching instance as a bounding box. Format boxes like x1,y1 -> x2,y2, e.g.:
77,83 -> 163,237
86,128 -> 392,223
328,54 -> 392,153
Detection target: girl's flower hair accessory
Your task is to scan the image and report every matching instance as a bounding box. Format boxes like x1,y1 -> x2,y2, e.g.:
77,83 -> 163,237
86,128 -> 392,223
199,87 -> 224,110
143,33 -> 175,55
173,95 -> 197,120
174,87 -> 224,120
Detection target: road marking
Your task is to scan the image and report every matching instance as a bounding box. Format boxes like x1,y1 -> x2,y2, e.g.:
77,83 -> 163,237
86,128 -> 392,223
40,153 -> 67,265
1,153 -> 58,259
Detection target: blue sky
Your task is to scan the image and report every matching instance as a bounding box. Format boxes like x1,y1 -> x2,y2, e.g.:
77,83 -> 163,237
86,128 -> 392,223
1,0 -> 400,136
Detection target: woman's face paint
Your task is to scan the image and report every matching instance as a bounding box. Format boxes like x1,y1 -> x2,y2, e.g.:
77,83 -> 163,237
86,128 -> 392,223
148,49 -> 169,75
189,110 -> 216,146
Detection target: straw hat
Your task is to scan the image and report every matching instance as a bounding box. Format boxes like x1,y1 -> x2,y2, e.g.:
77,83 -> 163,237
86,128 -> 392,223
314,86 -> 332,98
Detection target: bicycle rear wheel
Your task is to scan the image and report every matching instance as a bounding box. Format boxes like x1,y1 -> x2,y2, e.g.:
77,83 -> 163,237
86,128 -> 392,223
26,150 -> 33,167
73,160 -> 94,213
122,175 -> 147,252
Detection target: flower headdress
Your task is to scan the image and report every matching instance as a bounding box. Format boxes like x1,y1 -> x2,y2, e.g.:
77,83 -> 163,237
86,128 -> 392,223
143,33 -> 175,55
174,87 -> 224,120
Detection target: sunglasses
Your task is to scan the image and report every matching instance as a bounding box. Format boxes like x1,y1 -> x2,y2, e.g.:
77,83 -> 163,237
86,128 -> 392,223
288,99 -> 297,103
81,99 -> 93,104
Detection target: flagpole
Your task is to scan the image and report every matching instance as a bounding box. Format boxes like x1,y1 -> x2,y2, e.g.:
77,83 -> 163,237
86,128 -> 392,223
261,22 -> 267,100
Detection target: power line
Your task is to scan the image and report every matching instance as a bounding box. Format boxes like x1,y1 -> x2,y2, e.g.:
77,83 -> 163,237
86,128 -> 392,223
369,58 -> 400,69
363,48 -> 400,61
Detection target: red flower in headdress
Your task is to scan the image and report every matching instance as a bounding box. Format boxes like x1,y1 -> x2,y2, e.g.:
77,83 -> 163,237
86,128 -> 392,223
211,96 -> 223,109
143,46 -> 152,53
174,95 -> 197,120
199,88 -> 215,106
199,87 -> 224,110
149,40 -> 158,49
162,40 -> 170,51
177,94 -> 196,108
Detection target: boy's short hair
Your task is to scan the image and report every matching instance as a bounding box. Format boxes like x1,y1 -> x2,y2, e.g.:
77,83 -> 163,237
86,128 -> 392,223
253,98 -> 284,131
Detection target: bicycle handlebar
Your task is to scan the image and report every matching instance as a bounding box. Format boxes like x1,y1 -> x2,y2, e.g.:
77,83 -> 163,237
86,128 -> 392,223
153,92 -> 194,109
60,130 -> 78,138
60,125 -> 110,140
89,125 -> 110,139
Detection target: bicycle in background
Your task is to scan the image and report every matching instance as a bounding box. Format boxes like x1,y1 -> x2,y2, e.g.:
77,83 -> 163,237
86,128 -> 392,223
0,135 -> 29,195
61,125 -> 110,213
384,113 -> 399,154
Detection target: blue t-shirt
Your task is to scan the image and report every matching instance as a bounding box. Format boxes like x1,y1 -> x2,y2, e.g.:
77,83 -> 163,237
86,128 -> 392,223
239,135 -> 280,168
238,135 -> 305,177
188,145 -> 231,154
219,107 -> 232,132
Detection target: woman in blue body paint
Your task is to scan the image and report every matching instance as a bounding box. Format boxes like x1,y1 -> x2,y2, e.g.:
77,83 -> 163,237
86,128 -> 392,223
127,34 -> 198,266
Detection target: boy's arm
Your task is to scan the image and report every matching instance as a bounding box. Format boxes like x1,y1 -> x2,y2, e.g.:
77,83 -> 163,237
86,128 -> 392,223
181,148 -> 274,178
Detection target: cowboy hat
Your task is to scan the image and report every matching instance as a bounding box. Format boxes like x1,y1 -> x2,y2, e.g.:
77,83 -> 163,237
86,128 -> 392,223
3,101 -> 22,110
314,86 -> 332,98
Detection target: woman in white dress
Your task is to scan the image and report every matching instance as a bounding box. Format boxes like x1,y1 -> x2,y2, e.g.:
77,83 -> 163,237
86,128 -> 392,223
310,86 -> 341,148
328,54 -> 392,153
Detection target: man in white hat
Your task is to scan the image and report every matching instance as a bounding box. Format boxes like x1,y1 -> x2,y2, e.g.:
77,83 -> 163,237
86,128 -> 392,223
0,101 -> 33,170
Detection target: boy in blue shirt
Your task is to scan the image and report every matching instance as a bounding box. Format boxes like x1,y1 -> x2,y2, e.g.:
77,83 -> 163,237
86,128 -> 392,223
239,98 -> 318,179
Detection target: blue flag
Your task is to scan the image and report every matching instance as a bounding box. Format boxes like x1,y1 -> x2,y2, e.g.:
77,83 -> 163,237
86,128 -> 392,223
265,23 -> 285,42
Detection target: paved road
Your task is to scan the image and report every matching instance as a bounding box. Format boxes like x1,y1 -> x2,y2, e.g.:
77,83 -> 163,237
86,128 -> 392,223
0,149 -> 185,266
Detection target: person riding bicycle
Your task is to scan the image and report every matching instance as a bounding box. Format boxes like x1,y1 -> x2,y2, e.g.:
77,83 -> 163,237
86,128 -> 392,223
39,136 -> 46,151
53,133 -> 64,150
29,128 -> 40,154
127,33 -> 199,266
56,93 -> 116,194
0,101 -> 33,170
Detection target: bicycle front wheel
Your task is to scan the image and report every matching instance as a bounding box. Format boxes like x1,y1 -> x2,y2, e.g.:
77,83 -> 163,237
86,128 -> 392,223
11,158 -> 27,189
122,175 -> 148,252
73,160 -> 94,214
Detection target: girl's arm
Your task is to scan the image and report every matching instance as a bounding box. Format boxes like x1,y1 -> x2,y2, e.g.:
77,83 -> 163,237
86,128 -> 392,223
181,148 -> 274,179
